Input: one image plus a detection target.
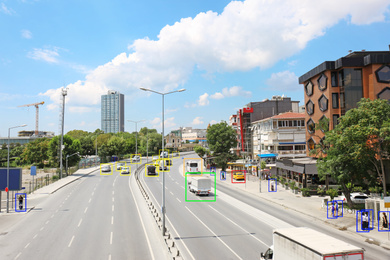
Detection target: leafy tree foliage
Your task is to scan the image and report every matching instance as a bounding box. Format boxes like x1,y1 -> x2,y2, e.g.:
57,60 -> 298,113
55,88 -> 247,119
207,121 -> 237,171
21,138 -> 50,167
194,146 -> 208,158
318,98 -> 390,207
48,135 -> 81,167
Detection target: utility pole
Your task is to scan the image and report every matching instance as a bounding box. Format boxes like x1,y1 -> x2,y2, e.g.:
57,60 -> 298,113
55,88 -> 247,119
59,88 -> 67,179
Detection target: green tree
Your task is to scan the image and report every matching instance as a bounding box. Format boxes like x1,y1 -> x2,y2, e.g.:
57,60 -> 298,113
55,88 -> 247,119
194,145 -> 208,158
206,121 -> 237,171
48,135 -> 81,167
21,138 -> 50,167
317,98 -> 390,207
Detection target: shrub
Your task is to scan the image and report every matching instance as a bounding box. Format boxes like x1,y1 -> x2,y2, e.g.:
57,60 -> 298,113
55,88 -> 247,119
317,187 -> 326,196
301,188 -> 310,197
352,186 -> 363,193
52,175 -> 59,181
326,188 -> 339,200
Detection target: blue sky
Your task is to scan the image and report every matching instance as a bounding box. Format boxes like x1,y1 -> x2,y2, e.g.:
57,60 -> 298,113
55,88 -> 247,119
1,0 -> 390,137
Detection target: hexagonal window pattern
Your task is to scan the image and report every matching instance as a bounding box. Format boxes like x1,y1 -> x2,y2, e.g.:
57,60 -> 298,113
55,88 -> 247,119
306,100 -> 314,115
318,94 -> 328,112
319,115 -> 329,132
377,87 -> 390,101
307,118 -> 315,134
376,65 -> 390,83
307,138 -> 316,151
305,81 -> 313,96
318,74 -> 328,91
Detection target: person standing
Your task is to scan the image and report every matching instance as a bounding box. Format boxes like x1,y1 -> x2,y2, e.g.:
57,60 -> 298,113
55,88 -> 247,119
381,212 -> 388,230
362,212 -> 369,230
18,195 -> 24,210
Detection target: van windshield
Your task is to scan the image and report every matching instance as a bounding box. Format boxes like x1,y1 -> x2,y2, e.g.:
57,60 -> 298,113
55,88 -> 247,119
189,163 -> 198,167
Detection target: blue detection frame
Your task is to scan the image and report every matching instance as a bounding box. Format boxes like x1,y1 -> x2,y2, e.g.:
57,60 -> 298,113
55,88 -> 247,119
15,193 -> 27,212
356,209 -> 374,233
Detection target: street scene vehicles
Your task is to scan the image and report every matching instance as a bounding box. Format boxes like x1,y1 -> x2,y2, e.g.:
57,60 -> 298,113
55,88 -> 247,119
120,167 -> 130,175
233,171 -> 245,180
147,165 -> 156,175
186,161 -> 200,173
260,227 -> 365,260
188,177 -> 211,196
101,165 -> 111,172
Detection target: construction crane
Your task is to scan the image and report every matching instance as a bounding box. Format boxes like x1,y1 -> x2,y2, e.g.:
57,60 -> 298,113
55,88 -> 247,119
18,101 -> 45,136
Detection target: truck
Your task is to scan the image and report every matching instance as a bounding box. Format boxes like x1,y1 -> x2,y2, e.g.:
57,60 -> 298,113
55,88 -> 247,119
261,227 -> 364,260
188,177 -> 211,196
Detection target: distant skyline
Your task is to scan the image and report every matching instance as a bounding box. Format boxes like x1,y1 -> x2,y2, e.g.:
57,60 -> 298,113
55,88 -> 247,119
1,0 -> 390,137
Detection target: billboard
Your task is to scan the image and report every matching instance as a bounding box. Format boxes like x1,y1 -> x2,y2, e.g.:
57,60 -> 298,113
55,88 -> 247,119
0,168 -> 22,191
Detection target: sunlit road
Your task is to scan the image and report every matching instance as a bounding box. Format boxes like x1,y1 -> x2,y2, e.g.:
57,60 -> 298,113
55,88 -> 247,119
142,153 -> 390,260
0,162 -> 168,260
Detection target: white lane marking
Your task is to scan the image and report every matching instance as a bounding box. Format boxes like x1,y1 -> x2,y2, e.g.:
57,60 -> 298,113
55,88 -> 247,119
91,192 -> 95,196
33,234 -> 38,239
45,221 -> 49,225
170,191 -> 174,196
51,214 -> 54,219
180,186 -> 185,189
185,206 -> 243,260
128,174 -> 155,260
68,235 -> 75,247
78,218 -> 83,227
84,207 -> 88,213
40,227 -> 44,231
55,209 -> 59,213
14,252 -> 21,260
88,198 -> 92,203
141,174 -> 195,260
110,232 -> 113,245
108,254 -> 111,260
176,198 -> 182,203
209,205 -> 269,247
111,216 -> 114,225
24,243 -> 30,249
112,198 -> 114,202
112,205 -> 114,212
112,191 -> 114,195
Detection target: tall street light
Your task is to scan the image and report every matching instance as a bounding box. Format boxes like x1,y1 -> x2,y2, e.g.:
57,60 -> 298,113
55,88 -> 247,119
127,120 -> 146,156
7,124 -> 27,213
140,87 -> 185,236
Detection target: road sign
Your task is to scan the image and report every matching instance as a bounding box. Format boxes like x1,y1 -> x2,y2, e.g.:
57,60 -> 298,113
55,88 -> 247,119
31,166 -> 36,176
384,196 -> 390,208
5,187 -> 8,192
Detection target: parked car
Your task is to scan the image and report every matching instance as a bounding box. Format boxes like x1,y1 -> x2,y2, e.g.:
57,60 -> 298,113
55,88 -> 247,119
101,165 -> 111,172
116,162 -> 125,170
340,192 -> 369,203
120,167 -> 130,175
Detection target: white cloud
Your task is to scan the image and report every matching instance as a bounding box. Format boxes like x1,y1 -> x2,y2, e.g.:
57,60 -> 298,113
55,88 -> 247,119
210,86 -> 252,99
21,29 -> 32,39
150,117 -> 176,129
1,3 -> 14,15
266,70 -> 300,91
41,0 -> 390,109
27,47 -> 60,63
198,93 -> 209,106
209,120 -> 218,125
192,117 -> 204,125
68,106 -> 97,114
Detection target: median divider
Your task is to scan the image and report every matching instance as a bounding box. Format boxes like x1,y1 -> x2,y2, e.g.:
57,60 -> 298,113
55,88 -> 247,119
134,162 -> 182,260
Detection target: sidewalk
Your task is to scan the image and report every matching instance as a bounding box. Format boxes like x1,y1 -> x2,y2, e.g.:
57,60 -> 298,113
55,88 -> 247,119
213,170 -> 390,250
0,166 -> 99,215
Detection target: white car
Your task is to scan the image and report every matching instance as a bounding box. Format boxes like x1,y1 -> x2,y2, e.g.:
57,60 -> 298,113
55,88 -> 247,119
101,165 -> 111,172
120,167 -> 130,175
340,192 -> 369,204
132,156 -> 140,162
116,162 -> 125,170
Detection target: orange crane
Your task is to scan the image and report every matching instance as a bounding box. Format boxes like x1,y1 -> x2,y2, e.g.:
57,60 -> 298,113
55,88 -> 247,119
18,101 -> 45,136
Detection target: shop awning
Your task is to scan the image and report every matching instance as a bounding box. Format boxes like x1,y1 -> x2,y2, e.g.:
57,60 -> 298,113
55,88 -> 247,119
257,153 -> 278,158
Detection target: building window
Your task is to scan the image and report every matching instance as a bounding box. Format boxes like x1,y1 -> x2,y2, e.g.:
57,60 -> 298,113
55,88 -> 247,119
318,95 -> 328,112
332,93 -> 339,108
377,87 -> 390,101
305,81 -> 313,96
306,100 -> 314,115
375,65 -> 390,83
319,115 -> 329,132
307,138 -> 315,151
331,72 -> 338,87
333,114 -> 340,127
318,74 -> 327,91
338,68 -> 363,111
307,119 -> 315,134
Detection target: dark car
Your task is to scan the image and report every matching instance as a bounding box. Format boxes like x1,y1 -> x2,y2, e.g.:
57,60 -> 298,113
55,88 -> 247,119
147,165 -> 156,175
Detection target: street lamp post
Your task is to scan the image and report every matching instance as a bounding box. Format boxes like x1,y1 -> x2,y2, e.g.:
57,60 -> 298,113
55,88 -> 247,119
127,120 -> 145,157
7,124 -> 27,213
66,152 -> 80,176
140,87 -> 185,236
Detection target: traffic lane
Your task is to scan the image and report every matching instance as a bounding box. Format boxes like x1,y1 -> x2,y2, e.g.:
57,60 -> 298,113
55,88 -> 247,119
142,174 -> 238,260
216,180 -> 390,260
143,168 -> 271,260
0,170 -> 100,260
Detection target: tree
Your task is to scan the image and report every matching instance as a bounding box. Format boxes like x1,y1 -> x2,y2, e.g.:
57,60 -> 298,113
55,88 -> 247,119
48,135 -> 81,167
194,146 -> 208,158
317,98 -> 390,207
21,138 -> 50,167
206,121 -> 237,171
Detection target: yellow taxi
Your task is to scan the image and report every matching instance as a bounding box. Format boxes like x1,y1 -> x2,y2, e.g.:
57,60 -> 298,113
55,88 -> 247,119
233,171 -> 245,180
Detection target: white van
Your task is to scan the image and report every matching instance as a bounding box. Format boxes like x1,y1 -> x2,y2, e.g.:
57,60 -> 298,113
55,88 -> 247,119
186,161 -> 200,173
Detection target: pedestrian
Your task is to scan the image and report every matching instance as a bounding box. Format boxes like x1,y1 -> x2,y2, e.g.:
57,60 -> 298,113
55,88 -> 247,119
18,195 -> 24,210
362,212 -> 369,230
380,212 -> 388,230
270,180 -> 275,191
334,201 -> 338,217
